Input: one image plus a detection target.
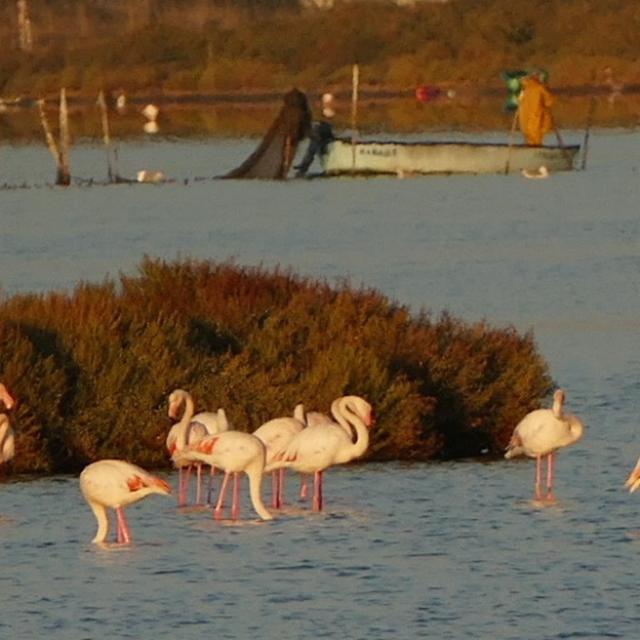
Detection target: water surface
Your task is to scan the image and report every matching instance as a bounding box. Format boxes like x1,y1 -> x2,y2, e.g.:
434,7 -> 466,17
1,129 -> 639,638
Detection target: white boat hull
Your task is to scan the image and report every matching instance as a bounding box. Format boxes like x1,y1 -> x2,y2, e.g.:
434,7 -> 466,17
319,138 -> 579,176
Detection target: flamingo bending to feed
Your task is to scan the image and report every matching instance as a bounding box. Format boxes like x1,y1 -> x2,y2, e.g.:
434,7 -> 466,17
172,427 -> 273,521
80,459 -> 171,544
0,383 -> 16,466
167,389 -> 229,505
505,388 -> 584,500
266,395 -> 374,511
253,414 -> 305,508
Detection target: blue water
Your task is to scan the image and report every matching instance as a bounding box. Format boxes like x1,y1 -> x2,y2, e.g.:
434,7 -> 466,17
1,129 -> 639,638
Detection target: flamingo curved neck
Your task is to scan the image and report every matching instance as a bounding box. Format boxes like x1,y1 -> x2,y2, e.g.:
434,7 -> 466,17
293,403 -> 305,424
89,502 -> 110,543
0,415 -> 10,444
552,391 -> 565,419
246,459 -> 273,520
331,397 -> 369,461
175,393 -> 195,450
217,408 -> 229,431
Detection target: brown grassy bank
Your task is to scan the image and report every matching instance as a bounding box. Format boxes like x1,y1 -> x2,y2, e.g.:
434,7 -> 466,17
0,257 -> 552,474
1,0 -> 638,103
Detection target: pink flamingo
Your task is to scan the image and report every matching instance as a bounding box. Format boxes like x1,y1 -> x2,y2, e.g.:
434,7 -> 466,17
166,389 -> 229,505
505,388 -> 585,501
173,429 -> 273,522
266,395 -> 374,511
0,383 -> 16,466
253,413 -> 305,508
79,459 -> 171,544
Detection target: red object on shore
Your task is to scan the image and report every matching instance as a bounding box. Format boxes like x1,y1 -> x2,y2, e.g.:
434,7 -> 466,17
415,85 -> 441,102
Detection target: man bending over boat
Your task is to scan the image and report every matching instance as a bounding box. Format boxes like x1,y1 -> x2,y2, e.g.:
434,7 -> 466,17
518,71 -> 555,146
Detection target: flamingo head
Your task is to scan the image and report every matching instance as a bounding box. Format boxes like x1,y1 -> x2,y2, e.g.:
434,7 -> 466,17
366,408 -> 376,429
0,383 -> 15,411
342,396 -> 375,429
167,390 -> 185,419
625,457 -> 640,493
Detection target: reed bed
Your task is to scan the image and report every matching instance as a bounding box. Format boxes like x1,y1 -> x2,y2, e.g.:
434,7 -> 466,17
0,257 -> 552,473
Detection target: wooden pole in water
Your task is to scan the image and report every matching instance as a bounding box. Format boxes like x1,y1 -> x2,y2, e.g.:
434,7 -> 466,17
548,109 -> 573,168
37,98 -> 61,178
37,90 -> 71,186
504,106 -> 519,175
97,90 -> 118,182
580,95 -> 596,171
57,88 -> 71,186
350,63 -> 359,172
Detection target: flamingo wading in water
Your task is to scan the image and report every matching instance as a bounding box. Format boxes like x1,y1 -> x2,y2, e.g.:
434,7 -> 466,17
253,412 -> 305,509
266,395 -> 374,511
505,388 -> 584,501
80,459 -> 171,544
167,389 -> 229,505
172,425 -> 273,521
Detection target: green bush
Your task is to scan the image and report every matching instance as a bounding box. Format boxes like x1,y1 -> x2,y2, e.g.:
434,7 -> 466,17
0,257 -> 552,473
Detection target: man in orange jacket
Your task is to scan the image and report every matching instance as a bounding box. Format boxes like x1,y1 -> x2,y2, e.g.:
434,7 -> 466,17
518,72 -> 555,146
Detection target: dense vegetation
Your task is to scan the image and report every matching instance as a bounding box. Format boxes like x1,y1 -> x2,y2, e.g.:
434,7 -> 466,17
0,257 -> 552,474
0,0 -> 638,99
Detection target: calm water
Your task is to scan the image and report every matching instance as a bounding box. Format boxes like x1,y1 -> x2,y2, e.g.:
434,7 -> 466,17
1,129 -> 639,639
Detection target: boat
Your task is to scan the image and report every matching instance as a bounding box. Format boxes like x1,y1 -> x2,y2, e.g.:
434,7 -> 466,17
317,137 -> 580,177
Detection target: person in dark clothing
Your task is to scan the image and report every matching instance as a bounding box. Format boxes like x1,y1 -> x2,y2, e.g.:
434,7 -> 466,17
294,119 -> 335,177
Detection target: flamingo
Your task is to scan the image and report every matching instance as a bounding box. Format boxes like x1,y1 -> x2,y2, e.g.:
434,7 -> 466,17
253,413 -> 304,508
79,459 -> 171,544
172,428 -> 273,521
266,395 -> 374,511
0,383 -> 15,465
166,389 -> 229,505
505,388 -> 585,501
292,402 -> 341,501
624,458 -> 640,493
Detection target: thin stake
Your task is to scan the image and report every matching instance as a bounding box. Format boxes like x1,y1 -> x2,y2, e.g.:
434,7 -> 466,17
350,63 -> 359,172
37,98 -> 60,166
57,88 -> 71,186
504,106 -> 519,175
580,95 -> 596,171
97,90 -> 118,182
548,110 -> 573,169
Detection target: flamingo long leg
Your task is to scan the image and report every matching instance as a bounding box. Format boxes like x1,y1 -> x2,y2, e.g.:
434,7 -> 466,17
176,467 -> 184,506
277,469 -> 285,508
546,452 -> 555,495
214,472 -> 231,519
179,466 -> 192,507
195,463 -> 202,505
299,474 -> 309,501
231,473 -> 240,520
115,507 -> 131,544
207,466 -> 217,504
271,471 -> 280,509
312,469 -> 323,511
534,455 -> 543,499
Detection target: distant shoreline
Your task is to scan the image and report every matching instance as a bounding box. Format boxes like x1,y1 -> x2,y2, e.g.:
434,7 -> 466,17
4,82 -> 639,109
